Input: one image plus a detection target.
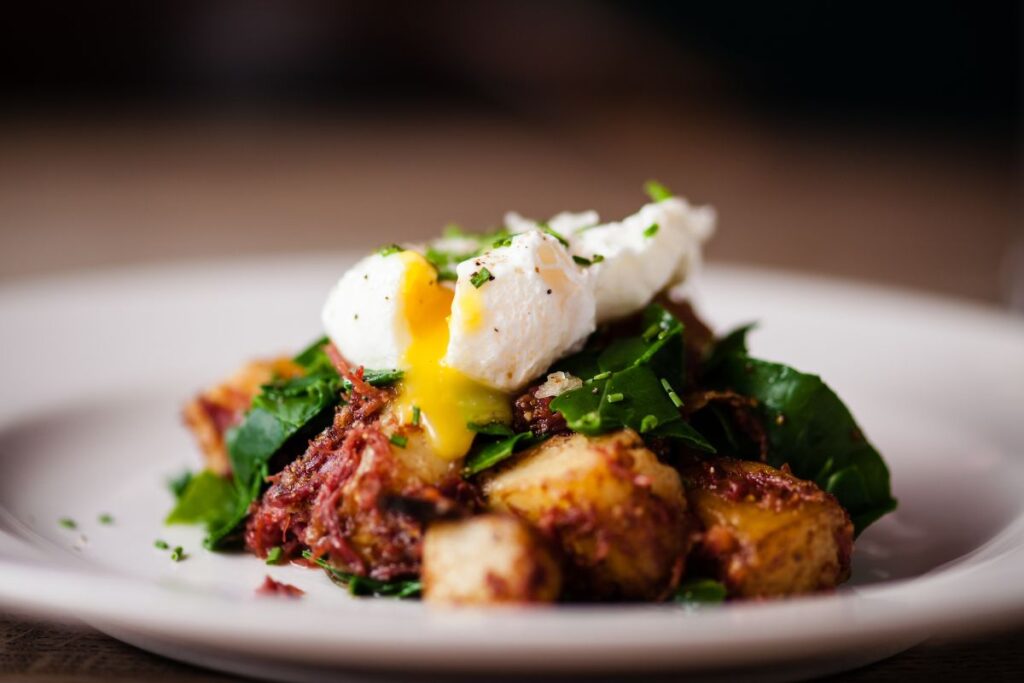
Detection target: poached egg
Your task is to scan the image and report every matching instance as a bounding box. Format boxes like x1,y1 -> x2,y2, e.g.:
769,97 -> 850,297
321,194 -> 713,462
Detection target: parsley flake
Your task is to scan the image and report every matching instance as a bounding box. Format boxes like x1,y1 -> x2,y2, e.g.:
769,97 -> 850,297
98,513 -> 114,525
470,267 -> 493,288
644,223 -> 660,238
389,434 -> 408,448
377,243 -> 404,256
154,539 -> 169,550
644,179 -> 673,202
660,377 -> 684,408
170,546 -> 186,562
58,517 -> 76,530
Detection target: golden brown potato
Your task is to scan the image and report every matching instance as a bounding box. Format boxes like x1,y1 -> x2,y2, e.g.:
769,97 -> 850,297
481,430 -> 692,600
182,357 -> 302,475
422,514 -> 562,605
681,457 -> 854,598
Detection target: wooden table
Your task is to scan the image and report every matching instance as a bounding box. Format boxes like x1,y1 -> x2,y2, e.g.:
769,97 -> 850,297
1,110 -> 1021,680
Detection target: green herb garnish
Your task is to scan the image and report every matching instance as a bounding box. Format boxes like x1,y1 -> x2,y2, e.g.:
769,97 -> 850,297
389,434 -> 408,448
643,223 -> 659,238
549,305 -> 714,453
265,547 -> 284,565
154,539 -> 169,550
660,377 -> 683,408
58,517 -> 76,530
170,546 -> 186,562
538,223 -> 570,248
411,405 -> 421,426
98,513 -> 114,525
644,179 -> 673,202
302,550 -> 421,599
674,578 -> 727,606
377,243 -> 404,256
470,267 -> 493,288
572,255 -> 592,266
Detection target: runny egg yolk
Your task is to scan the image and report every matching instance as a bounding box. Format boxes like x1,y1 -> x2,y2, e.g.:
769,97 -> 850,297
393,251 -> 511,460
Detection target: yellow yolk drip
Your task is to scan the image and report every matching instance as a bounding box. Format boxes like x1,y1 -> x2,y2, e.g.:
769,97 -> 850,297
394,251 -> 511,461
453,281 -> 483,332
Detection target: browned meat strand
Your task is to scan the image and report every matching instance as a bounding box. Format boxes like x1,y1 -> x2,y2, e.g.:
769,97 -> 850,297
245,346 -> 464,581
512,386 -> 569,437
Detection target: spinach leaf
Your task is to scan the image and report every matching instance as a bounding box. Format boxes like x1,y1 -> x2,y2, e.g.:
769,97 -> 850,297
198,337 -> 402,549
549,304 -> 714,452
167,469 -> 194,499
703,327 -> 897,534
302,550 -> 422,599
463,431 -> 543,476
165,470 -> 238,530
673,578 -> 727,606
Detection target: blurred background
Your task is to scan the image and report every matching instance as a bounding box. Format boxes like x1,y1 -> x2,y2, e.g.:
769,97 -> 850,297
1,1 -> 1020,307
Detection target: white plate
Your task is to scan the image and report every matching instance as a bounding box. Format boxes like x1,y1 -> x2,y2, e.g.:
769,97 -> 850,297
1,256 -> 1023,682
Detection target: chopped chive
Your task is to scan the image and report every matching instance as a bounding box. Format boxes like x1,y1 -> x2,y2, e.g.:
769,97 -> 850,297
492,235 -> 514,249
660,378 -> 684,408
377,243 -> 404,256
436,270 -> 458,282
538,223 -> 570,248
411,405 -> 421,426
644,179 -> 673,202
58,517 -> 76,530
572,255 -> 592,266
640,415 -> 659,433
98,513 -> 114,525
592,371 -> 611,381
642,324 -> 661,341
170,546 -> 185,562
154,539 -> 169,550
591,254 -> 605,263
606,392 -> 625,404
389,434 -> 408,448
470,267 -> 493,288
643,223 -> 660,238
266,547 -> 284,565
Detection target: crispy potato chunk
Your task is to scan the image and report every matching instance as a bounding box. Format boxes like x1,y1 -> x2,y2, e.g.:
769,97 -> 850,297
423,514 -> 562,605
681,457 -> 854,598
182,357 -> 302,475
481,430 -> 692,600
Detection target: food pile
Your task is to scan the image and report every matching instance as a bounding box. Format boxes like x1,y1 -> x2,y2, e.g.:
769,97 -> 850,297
171,182 -> 896,604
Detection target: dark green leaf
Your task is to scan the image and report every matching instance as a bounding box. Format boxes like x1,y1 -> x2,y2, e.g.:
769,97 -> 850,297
648,419 -> 716,453
704,351 -> 896,535
292,336 -> 330,371
673,578 -> 726,606
167,470 -> 194,499
467,421 -> 515,437
165,470 -> 239,529
302,550 -> 421,599
463,431 -> 541,476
